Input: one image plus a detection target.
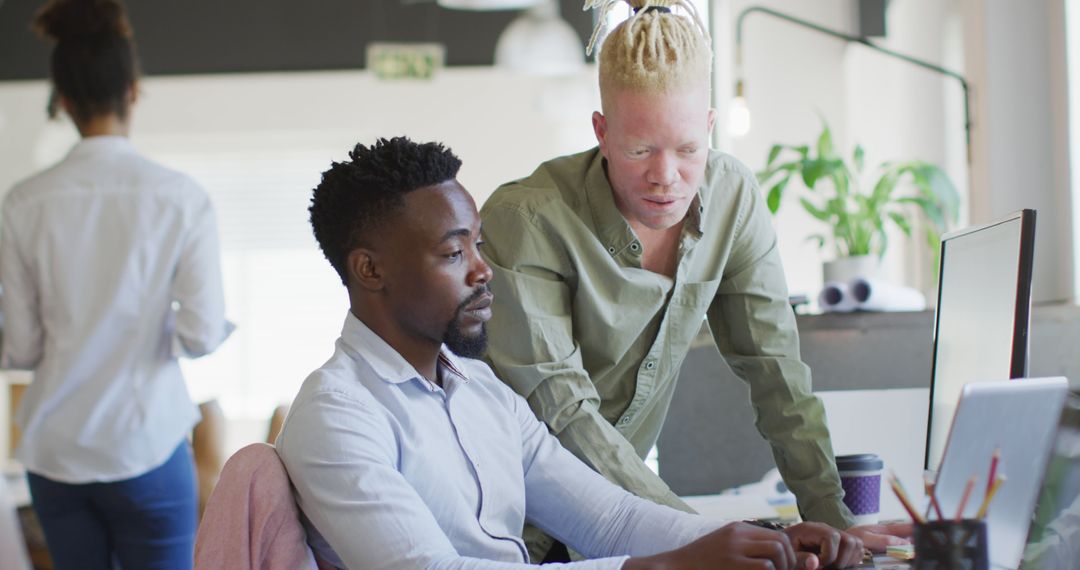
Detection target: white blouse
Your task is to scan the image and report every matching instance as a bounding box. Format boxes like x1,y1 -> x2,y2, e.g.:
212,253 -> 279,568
0,135 -> 232,483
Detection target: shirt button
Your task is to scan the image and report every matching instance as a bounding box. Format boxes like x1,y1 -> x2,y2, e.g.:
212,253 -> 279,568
645,360 -> 656,370
630,242 -> 640,252
607,246 -> 616,255
618,416 -> 631,426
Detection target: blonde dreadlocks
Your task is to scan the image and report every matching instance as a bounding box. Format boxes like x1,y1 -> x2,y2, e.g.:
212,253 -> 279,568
585,0 -> 712,103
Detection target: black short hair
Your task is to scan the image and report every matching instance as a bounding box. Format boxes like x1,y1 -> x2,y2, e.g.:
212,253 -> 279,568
33,0 -> 139,123
310,137 -> 463,285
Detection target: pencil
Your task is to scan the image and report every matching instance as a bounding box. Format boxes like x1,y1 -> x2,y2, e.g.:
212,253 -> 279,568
986,448 -> 1001,497
922,473 -> 935,519
925,480 -> 945,520
888,472 -> 926,524
955,475 -> 978,521
975,475 -> 1006,519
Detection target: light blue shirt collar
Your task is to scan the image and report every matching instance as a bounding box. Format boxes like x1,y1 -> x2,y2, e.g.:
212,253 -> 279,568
340,311 -> 470,392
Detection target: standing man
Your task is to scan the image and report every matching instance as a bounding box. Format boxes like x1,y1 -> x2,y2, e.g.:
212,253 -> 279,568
479,1 -> 905,560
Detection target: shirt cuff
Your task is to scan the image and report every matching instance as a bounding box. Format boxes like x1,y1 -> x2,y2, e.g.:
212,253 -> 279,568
171,320 -> 236,359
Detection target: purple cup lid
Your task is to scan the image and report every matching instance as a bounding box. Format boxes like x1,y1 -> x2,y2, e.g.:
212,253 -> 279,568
835,453 -> 883,472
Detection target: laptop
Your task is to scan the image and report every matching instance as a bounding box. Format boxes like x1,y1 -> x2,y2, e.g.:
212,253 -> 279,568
1021,390 -> 1080,569
933,378 -> 1069,569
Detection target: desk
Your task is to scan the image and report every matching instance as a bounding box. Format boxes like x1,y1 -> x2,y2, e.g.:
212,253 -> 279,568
682,493 -> 782,520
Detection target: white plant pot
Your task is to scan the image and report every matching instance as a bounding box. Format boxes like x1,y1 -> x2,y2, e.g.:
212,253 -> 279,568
822,255 -> 879,284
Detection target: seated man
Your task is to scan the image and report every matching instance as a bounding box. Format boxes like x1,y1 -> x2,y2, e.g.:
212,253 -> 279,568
276,137 -> 865,569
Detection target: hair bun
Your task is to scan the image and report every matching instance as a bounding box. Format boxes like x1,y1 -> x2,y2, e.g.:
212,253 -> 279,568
33,0 -> 133,42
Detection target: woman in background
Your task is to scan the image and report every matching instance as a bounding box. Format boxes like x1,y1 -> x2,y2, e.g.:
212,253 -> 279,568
0,1 -> 232,567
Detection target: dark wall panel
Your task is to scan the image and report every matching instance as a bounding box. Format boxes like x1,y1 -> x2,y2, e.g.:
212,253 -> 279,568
0,0 -> 593,80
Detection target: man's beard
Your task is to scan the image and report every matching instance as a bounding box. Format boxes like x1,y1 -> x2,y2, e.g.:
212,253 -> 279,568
443,287 -> 489,359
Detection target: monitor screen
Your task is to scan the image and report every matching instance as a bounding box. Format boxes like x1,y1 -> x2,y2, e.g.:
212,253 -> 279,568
925,209 -> 1036,472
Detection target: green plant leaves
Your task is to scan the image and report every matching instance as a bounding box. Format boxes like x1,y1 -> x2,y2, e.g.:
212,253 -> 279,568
804,234 -> 826,249
799,197 -> 831,222
817,125 -> 834,158
766,144 -> 783,168
888,212 -> 912,236
799,158 -> 845,189
871,168 -> 900,206
766,175 -> 791,214
756,119 -> 960,260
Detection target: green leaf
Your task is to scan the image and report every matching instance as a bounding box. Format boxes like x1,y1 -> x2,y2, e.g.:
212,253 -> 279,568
922,166 -> 961,225
926,226 -> 939,252
799,197 -> 832,222
803,234 -> 826,250
766,175 -> 790,214
816,125 -> 834,158
888,212 -> 912,236
831,168 -> 850,199
875,225 -> 889,258
892,161 -> 961,230
853,144 -> 865,173
756,161 -> 800,185
793,145 -> 810,158
766,144 -> 783,168
897,196 -> 946,230
801,159 -> 826,188
871,168 -> 900,206
800,158 -> 845,190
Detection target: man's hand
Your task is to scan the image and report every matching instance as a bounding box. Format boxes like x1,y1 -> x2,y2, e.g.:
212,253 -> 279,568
624,522 -> 819,570
846,522 -> 913,553
783,522 -> 864,568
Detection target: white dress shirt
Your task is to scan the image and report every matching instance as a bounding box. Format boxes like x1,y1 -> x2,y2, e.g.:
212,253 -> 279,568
0,135 -> 232,483
276,312 -> 729,569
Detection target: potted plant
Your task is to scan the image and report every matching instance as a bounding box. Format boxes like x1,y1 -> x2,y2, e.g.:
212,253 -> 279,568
756,121 -> 960,282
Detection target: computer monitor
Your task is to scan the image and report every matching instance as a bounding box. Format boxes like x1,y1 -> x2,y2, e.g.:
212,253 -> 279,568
924,209 -> 1037,472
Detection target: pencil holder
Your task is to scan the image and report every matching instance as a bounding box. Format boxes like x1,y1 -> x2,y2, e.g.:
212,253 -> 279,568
913,519 -> 988,570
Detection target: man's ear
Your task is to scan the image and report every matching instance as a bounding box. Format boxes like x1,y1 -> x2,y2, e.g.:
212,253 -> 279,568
592,111 -> 608,156
58,94 -> 75,119
347,248 -> 383,292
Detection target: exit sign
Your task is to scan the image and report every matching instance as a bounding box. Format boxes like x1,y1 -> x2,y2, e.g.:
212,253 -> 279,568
366,43 -> 446,80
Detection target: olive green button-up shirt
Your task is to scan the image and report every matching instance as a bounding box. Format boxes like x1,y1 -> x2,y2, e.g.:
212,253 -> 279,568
479,147 -> 854,535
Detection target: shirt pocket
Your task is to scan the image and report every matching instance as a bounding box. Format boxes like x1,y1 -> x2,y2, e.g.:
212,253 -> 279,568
665,279 -> 720,360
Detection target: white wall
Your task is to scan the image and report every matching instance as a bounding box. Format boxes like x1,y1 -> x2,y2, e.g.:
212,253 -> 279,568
843,0 -> 968,292
962,0 -> 1075,304
0,67 -> 601,207
719,0 -> 853,298
717,0 -> 966,298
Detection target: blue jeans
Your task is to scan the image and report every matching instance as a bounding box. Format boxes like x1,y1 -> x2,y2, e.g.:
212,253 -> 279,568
27,441 -> 197,570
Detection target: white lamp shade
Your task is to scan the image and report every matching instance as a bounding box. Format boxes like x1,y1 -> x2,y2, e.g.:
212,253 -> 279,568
437,0 -> 541,10
495,5 -> 585,75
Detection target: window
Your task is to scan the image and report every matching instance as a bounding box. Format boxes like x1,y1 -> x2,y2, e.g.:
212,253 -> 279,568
154,145 -> 348,429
